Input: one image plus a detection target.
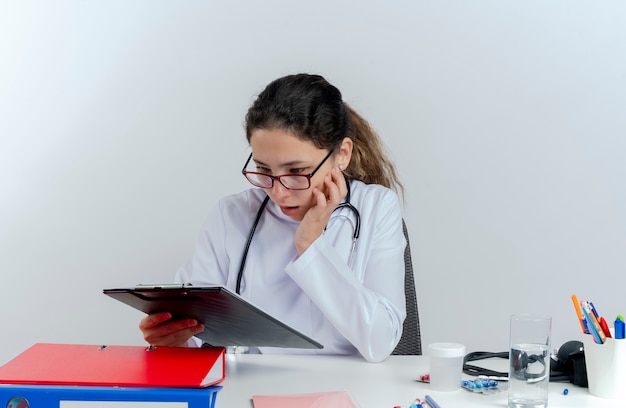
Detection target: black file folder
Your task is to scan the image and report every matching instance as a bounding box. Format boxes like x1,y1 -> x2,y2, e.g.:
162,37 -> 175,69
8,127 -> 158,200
103,285 -> 323,349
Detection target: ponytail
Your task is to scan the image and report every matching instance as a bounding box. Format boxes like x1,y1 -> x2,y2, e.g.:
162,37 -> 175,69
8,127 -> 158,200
343,103 -> 404,199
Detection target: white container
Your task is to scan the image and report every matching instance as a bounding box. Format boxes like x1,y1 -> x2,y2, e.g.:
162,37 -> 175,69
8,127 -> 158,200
582,334 -> 626,399
427,343 -> 466,391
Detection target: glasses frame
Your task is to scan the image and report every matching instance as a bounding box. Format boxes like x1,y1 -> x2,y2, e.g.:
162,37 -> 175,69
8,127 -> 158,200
242,149 -> 334,190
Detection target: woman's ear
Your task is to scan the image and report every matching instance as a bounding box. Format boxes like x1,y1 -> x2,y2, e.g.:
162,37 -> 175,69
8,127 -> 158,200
338,137 -> 353,170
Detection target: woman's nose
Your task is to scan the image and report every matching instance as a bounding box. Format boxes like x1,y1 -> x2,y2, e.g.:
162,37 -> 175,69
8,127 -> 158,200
270,180 -> 290,197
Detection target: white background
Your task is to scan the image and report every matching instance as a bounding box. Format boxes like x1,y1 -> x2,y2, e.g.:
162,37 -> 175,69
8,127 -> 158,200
1,1 -> 625,365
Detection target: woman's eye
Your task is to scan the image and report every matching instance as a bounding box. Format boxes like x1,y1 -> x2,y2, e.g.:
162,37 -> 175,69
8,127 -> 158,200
289,168 -> 305,175
256,166 -> 271,174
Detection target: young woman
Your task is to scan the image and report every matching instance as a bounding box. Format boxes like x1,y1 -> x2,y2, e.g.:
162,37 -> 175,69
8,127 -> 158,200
139,73 -> 406,363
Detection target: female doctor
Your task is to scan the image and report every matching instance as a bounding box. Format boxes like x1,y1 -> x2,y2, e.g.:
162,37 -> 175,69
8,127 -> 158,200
139,73 -> 407,363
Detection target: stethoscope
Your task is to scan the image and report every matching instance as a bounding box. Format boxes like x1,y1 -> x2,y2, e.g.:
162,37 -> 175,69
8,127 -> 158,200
235,180 -> 360,294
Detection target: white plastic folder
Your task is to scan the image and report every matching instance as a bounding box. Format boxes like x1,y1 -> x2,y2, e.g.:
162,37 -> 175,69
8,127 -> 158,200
252,391 -> 359,408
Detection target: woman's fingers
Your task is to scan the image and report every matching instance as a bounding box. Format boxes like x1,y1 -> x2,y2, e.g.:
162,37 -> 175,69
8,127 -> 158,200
330,166 -> 348,200
322,167 -> 347,207
295,166 -> 348,255
139,313 -> 204,347
139,312 -> 172,330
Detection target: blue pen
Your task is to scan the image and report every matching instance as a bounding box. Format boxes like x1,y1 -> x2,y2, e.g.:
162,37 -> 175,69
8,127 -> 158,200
425,395 -> 441,408
589,302 -> 600,319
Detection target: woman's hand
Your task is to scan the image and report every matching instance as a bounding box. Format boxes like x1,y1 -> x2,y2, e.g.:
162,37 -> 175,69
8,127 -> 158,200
294,166 -> 347,255
139,312 -> 204,347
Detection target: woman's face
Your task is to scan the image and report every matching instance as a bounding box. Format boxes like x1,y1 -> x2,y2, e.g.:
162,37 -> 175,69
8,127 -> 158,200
248,128 -> 342,221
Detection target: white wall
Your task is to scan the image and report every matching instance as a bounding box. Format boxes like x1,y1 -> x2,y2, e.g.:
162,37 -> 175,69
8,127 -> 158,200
1,1 -> 625,365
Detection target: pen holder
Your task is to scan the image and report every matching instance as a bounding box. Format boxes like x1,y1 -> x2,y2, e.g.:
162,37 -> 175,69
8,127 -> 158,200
582,334 -> 626,399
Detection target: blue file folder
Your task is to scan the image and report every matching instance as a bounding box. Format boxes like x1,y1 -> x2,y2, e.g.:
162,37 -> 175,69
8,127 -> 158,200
0,384 -> 221,408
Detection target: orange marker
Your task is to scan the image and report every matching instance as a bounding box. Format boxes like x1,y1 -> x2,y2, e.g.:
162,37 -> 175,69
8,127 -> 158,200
571,294 -> 587,334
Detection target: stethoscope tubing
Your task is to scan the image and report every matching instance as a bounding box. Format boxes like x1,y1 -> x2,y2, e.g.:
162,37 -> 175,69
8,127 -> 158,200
235,195 -> 270,294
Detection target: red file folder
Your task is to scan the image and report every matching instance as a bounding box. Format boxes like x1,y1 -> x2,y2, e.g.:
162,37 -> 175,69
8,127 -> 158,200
0,343 -> 225,388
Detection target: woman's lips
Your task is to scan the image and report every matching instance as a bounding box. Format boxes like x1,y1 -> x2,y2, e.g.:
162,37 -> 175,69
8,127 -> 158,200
280,206 -> 299,217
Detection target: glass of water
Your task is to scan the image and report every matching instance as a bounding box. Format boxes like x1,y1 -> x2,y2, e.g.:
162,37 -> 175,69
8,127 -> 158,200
508,314 -> 552,408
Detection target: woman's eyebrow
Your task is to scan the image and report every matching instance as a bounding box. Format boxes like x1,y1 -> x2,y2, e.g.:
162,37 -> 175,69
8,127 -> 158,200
253,158 -> 309,168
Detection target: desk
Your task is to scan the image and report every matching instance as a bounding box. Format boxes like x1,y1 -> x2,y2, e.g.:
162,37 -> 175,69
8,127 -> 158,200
218,354 -> 622,407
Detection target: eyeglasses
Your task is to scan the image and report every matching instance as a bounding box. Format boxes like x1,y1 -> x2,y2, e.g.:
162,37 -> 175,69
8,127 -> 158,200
242,149 -> 334,190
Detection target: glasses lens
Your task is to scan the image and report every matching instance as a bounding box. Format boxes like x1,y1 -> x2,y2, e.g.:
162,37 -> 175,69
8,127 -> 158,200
280,176 -> 310,190
244,173 -> 273,188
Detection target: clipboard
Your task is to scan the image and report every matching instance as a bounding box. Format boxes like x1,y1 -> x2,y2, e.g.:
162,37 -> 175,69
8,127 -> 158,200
103,285 -> 323,349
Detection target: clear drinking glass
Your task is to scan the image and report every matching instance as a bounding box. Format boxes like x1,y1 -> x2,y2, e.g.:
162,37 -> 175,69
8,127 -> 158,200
508,314 -> 551,408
